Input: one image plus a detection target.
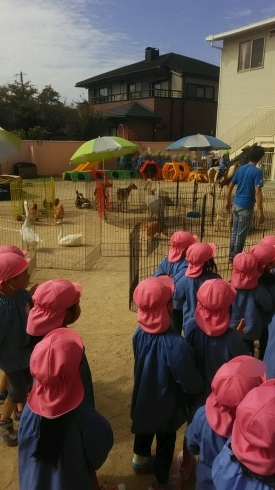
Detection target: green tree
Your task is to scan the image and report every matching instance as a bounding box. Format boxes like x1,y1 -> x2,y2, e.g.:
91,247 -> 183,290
0,82 -> 108,140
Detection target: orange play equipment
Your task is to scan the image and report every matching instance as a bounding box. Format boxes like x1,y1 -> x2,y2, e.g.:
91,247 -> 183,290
162,162 -> 190,182
188,169 -> 208,183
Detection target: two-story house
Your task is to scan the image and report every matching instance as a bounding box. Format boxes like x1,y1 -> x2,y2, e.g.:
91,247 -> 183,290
75,47 -> 219,142
206,16 -> 275,178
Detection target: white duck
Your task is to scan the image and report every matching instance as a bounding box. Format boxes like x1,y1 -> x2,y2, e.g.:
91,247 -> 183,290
20,201 -> 41,250
58,225 -> 82,247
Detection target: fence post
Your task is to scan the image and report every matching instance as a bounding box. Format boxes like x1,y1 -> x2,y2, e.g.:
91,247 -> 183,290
211,182 -> 216,223
200,193 -> 207,241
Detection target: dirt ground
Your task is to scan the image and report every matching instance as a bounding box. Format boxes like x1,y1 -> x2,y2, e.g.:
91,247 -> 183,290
0,256 -> 195,490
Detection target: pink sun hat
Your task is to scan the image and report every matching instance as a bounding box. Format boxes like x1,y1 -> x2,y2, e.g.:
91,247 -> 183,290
27,279 -> 82,336
133,276 -> 174,334
0,245 -> 27,257
205,356 -> 266,438
231,252 -> 260,289
249,243 -> 275,274
28,328 -> 84,418
260,236 -> 275,246
185,242 -> 216,278
168,231 -> 197,263
231,379 -> 275,476
0,252 -> 30,285
195,279 -> 236,336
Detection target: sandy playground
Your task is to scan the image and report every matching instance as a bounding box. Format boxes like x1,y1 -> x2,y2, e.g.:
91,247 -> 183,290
0,256 -> 196,490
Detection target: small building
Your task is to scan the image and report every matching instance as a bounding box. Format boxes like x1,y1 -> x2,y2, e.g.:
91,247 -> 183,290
75,47 -> 219,142
206,17 -> 275,169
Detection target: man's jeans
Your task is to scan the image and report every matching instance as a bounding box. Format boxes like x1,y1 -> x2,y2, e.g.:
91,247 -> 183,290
229,205 -> 254,260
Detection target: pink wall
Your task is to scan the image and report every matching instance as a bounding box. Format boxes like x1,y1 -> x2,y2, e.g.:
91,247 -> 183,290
3,140 -> 201,177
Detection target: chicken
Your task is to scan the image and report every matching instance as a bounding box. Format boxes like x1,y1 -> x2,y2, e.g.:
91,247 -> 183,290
28,202 -> 38,224
75,190 -> 92,209
54,201 -> 64,225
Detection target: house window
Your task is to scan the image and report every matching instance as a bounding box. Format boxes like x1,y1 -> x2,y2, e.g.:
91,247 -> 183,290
238,38 -> 265,71
99,88 -> 108,96
186,83 -> 214,100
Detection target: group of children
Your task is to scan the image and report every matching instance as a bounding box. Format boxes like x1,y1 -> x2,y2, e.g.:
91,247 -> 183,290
132,230 -> 275,489
1,230 -> 275,490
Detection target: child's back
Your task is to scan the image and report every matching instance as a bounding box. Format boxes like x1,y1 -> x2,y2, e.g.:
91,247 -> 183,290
173,242 -> 220,330
186,357 -> 266,490
131,276 -> 203,489
230,253 -> 273,351
185,279 -> 248,401
131,326 -> 203,433
212,381 -> 275,490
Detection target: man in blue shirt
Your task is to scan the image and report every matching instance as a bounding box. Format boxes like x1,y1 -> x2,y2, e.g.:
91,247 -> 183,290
226,146 -> 265,262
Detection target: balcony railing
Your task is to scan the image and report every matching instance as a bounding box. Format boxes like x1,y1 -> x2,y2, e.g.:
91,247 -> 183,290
89,89 -> 182,105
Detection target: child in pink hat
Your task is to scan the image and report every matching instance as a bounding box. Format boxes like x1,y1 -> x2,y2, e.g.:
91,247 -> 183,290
0,252 -> 33,446
249,243 -> 275,359
229,252 -> 273,356
177,279 -> 248,482
212,379 -> 275,489
131,276 -> 204,490
18,328 -> 126,490
153,231 -> 197,334
0,245 -> 31,405
185,356 -> 266,490
185,279 -> 249,401
173,242 -> 221,335
26,279 -> 95,406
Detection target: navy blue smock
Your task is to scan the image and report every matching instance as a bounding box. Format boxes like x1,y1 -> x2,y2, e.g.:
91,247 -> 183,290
212,439 -> 272,490
174,273 -> 221,329
264,314 -> 275,379
131,326 -> 204,434
186,405 -> 227,490
18,400 -> 113,490
185,319 -> 249,400
153,257 -> 188,310
230,286 -> 273,341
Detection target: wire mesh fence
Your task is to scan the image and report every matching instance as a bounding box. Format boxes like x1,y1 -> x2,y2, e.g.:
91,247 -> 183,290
1,177 -> 275,283
129,181 -> 275,310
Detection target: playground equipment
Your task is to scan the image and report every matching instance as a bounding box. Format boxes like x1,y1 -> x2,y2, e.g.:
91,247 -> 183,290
162,162 -> 190,182
139,161 -> 162,180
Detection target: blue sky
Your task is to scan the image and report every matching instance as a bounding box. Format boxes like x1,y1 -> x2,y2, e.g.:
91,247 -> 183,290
1,0 -> 275,104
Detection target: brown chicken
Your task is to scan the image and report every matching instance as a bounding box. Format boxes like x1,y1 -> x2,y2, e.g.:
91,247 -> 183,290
53,199 -> 64,225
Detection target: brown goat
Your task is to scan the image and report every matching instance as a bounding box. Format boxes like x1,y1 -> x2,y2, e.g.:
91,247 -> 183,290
117,183 -> 137,211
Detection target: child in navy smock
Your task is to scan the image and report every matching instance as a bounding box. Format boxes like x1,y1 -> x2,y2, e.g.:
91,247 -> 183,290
185,279 -> 249,402
229,252 -> 273,355
250,242 -> 275,359
153,231 -> 197,334
0,252 -> 33,446
212,379 -> 275,490
185,356 -> 266,490
131,276 -> 204,490
173,242 -> 220,335
26,279 -> 95,406
18,328 -> 125,490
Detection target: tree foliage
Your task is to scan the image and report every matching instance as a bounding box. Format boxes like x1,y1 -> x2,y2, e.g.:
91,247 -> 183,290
0,81 -> 107,140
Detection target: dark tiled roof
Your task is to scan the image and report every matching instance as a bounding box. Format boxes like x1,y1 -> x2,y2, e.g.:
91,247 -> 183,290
76,52 -> 219,87
104,102 -> 160,121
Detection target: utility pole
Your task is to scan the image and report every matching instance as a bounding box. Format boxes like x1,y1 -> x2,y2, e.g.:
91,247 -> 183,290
15,71 -> 27,90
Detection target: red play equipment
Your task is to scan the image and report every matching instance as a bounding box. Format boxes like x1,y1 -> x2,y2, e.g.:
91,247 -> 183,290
139,161 -> 162,180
